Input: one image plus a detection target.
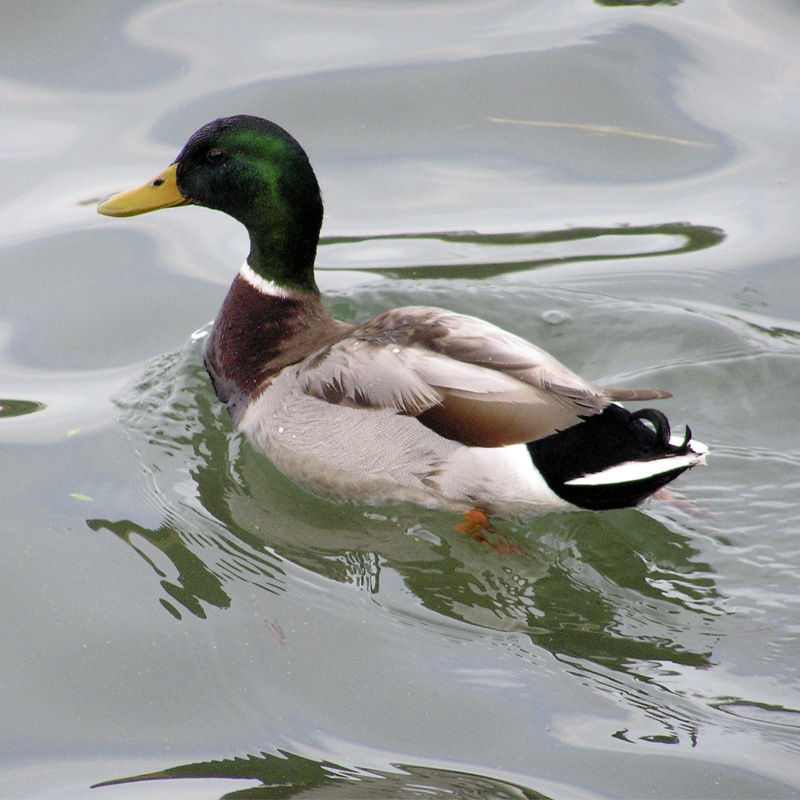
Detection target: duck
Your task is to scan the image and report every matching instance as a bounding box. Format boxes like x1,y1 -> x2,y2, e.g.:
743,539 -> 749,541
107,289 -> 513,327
98,115 -> 707,520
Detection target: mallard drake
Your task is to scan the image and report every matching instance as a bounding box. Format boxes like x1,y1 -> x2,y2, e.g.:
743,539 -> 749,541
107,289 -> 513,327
98,115 -> 707,519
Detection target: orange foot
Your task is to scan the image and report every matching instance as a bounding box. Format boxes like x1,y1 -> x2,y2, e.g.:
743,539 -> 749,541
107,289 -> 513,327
455,509 -> 524,556
653,488 -> 716,520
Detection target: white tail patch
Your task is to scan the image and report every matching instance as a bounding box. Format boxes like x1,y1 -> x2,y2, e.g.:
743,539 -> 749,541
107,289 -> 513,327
565,445 -> 707,487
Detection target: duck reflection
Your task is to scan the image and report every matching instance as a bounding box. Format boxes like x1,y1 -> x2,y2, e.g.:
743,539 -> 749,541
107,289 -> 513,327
89,322 -> 719,670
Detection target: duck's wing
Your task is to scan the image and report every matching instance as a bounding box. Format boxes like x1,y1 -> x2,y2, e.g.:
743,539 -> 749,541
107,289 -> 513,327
297,307 -> 668,447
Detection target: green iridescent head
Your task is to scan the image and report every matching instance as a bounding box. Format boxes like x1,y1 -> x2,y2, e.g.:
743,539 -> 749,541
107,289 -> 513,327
99,115 -> 324,291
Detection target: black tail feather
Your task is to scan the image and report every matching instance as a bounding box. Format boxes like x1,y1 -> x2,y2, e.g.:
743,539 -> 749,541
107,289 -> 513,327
527,404 -> 694,511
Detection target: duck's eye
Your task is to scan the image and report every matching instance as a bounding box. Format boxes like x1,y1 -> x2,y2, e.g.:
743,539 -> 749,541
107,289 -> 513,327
206,148 -> 227,164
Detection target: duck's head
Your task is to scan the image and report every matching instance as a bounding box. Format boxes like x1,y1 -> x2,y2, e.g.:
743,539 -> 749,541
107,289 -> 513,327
99,115 -> 324,291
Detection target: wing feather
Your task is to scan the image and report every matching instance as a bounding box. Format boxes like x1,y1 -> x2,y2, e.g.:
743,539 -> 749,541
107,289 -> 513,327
297,307 -> 667,446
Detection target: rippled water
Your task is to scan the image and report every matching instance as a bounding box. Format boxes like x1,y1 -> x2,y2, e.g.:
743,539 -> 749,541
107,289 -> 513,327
2,1 -> 800,798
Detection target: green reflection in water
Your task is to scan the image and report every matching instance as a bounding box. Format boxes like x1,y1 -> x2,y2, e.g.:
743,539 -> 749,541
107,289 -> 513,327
92,749 -> 550,799
87,351 -> 287,619
0,398 -> 45,418
713,699 -> 800,730
413,512 -> 715,670
320,223 -> 724,280
85,517 -> 232,619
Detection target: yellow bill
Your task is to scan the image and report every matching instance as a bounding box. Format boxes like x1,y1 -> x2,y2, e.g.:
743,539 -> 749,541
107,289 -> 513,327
97,163 -> 191,217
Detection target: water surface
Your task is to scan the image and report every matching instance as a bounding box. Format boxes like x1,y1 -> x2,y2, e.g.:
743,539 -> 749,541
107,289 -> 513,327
2,1 -> 800,798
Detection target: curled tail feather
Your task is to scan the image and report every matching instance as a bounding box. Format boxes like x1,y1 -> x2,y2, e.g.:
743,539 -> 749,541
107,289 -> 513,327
527,404 -> 705,510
